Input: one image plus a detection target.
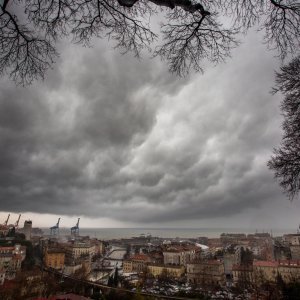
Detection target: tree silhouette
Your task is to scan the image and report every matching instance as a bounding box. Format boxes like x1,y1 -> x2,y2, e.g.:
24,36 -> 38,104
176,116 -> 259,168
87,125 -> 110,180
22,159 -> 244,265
0,0 -> 299,85
113,266 -> 119,287
268,55 -> 300,200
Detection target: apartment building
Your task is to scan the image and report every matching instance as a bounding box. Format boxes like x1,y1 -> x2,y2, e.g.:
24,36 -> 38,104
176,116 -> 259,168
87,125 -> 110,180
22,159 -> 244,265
253,260 -> 300,284
0,244 -> 26,279
44,248 -> 65,269
147,264 -> 185,279
163,245 -> 198,266
283,234 -> 300,246
187,260 -> 225,286
65,242 -> 95,263
123,254 -> 151,273
232,264 -> 253,286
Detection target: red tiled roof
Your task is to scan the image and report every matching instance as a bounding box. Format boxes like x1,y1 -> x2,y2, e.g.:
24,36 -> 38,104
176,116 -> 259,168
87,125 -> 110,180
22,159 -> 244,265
232,264 -> 253,271
278,260 -> 300,267
253,261 -> 278,267
49,293 -> 90,300
204,260 -> 223,265
191,260 -> 223,266
131,254 -> 149,261
0,246 -> 15,251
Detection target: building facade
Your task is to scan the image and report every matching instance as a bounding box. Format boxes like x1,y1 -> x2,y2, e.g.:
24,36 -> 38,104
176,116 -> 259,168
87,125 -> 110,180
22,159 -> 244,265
187,260 -> 225,286
123,254 -> 150,273
65,242 -> 95,264
0,244 -> 26,279
44,248 -> 65,269
147,264 -> 185,279
23,220 -> 32,241
163,245 -> 197,266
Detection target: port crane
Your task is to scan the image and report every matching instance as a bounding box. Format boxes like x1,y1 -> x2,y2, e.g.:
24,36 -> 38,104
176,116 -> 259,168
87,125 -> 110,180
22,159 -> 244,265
71,218 -> 80,237
3,214 -> 10,226
14,214 -> 21,228
50,218 -> 60,236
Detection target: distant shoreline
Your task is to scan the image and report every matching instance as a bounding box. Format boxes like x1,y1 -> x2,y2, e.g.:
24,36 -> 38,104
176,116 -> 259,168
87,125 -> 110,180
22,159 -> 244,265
39,227 -> 297,240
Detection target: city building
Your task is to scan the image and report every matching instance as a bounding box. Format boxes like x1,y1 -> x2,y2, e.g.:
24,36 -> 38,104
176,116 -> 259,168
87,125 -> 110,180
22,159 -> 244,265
283,234 -> 300,246
253,260 -> 278,284
23,220 -> 32,241
252,260 -> 300,285
290,245 -> 300,260
44,248 -> 65,269
65,242 -> 95,263
187,260 -> 225,286
90,239 -> 105,256
0,244 -> 26,279
163,245 -> 198,266
223,253 -> 235,276
278,260 -> 300,283
123,254 -> 151,273
232,264 -> 253,286
147,264 -> 185,279
0,225 -> 9,237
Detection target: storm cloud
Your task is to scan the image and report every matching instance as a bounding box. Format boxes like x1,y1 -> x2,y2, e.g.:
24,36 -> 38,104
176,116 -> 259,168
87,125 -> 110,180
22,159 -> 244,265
0,31 -> 295,228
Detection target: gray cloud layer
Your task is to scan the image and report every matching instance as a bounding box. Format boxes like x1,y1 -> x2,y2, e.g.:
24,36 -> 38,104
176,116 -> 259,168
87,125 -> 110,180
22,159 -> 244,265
0,32 -> 287,225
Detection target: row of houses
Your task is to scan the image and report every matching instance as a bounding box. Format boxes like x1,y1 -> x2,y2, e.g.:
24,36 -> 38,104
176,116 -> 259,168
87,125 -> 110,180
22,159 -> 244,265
122,244 -> 226,286
123,241 -> 300,288
43,238 -> 104,275
233,259 -> 300,286
123,244 -> 199,272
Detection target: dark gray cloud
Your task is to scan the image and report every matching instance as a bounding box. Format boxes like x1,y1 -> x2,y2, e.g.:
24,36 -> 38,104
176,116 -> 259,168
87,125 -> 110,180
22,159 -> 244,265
0,31 -> 293,228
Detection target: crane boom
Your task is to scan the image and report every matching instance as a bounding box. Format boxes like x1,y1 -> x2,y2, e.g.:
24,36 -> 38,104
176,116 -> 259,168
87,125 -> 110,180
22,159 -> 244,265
15,214 -> 21,227
71,218 -> 80,237
50,217 -> 61,236
4,214 -> 10,226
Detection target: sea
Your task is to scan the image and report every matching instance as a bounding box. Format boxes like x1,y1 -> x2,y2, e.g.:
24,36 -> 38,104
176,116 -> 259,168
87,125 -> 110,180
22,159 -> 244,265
41,227 -> 297,240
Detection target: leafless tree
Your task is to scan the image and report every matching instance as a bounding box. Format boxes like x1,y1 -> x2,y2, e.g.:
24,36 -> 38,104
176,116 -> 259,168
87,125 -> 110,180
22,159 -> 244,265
268,55 -> 300,200
0,0 -> 300,84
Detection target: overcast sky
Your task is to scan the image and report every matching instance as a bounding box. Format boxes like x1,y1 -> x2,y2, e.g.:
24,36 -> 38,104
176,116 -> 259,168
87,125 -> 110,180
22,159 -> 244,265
1,26 -> 300,231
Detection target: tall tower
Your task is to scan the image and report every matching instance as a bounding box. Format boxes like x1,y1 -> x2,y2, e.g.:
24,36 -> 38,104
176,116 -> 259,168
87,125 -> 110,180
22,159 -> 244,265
23,220 -> 32,241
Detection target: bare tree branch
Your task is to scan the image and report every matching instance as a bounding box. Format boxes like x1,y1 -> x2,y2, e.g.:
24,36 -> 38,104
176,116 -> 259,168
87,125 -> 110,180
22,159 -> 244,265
0,1 -> 58,85
155,9 -> 238,75
268,55 -> 300,200
0,0 -> 299,84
